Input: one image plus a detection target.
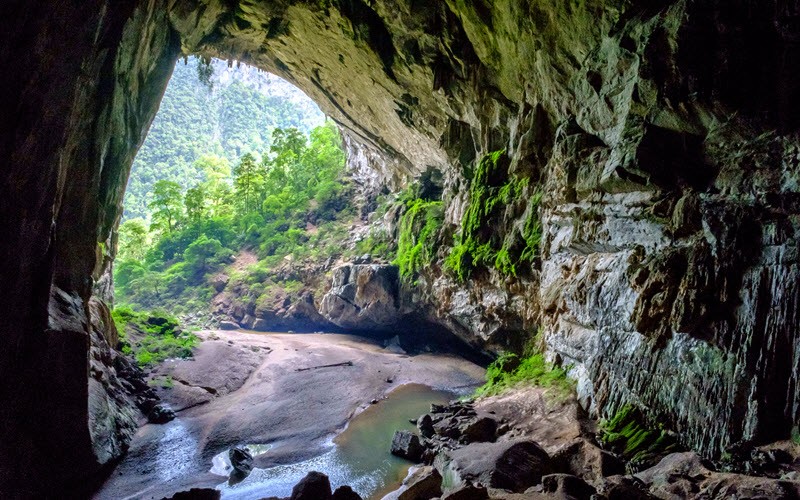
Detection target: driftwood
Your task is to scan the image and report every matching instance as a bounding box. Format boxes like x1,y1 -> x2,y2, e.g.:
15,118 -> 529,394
294,360 -> 354,372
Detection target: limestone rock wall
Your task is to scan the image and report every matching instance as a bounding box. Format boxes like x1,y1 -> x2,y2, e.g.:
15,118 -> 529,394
2,0 -> 800,494
320,263 -> 404,331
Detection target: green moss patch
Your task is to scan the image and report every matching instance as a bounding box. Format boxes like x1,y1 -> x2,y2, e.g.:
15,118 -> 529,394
395,198 -> 444,282
445,150 -> 542,281
599,405 -> 680,471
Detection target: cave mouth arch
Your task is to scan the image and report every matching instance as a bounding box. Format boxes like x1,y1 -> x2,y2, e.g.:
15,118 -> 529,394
3,0 -> 800,496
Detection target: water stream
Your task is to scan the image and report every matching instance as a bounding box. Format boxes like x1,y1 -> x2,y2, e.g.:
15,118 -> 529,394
214,383 -> 455,500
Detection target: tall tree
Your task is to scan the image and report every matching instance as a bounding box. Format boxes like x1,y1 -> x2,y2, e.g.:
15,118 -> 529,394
117,218 -> 149,261
150,180 -> 184,234
233,153 -> 264,216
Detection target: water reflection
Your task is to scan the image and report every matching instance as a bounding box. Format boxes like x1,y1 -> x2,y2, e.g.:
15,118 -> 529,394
156,420 -> 198,482
215,384 -> 457,500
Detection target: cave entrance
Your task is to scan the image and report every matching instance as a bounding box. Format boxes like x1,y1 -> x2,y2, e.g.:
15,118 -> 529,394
113,56 -> 344,336
101,54 -> 483,499
2,1 -> 466,496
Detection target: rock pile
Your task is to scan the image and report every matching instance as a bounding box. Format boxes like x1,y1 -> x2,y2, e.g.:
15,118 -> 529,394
383,400 -> 800,500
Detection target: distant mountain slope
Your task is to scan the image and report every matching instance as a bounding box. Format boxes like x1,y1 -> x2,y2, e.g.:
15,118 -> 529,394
124,58 -> 325,220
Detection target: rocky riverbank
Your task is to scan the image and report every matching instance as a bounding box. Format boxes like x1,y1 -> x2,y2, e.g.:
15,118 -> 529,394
94,329 -> 484,499
224,386 -> 800,500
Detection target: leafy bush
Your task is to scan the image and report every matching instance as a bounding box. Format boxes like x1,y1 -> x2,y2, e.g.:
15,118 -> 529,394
111,305 -> 198,367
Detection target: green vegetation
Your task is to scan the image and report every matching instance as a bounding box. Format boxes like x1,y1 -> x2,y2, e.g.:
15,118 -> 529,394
599,405 -> 680,471
124,58 -> 323,220
115,121 -> 353,316
474,352 -> 573,398
395,198 -> 444,281
111,306 -> 198,367
445,150 -> 542,281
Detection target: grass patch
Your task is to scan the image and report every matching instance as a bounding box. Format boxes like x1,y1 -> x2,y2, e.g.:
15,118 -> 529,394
112,305 -> 198,368
148,375 -> 175,389
474,352 -> 573,398
599,405 -> 680,471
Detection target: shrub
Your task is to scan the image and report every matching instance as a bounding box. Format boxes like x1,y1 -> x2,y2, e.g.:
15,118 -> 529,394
111,305 -> 197,368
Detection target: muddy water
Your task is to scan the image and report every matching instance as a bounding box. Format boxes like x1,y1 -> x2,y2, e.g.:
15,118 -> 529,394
215,383 -> 456,500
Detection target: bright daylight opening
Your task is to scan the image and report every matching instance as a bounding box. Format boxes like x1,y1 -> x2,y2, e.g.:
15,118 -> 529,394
101,58 -> 484,500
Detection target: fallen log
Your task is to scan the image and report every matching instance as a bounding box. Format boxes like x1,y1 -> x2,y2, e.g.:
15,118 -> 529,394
294,360 -> 354,372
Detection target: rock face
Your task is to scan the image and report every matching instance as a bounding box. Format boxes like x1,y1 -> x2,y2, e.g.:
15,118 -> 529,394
320,264 -> 404,331
2,0 -> 800,495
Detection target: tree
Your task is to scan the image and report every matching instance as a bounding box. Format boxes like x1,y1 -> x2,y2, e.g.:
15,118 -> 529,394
183,234 -> 225,277
196,155 -> 233,218
117,218 -> 149,261
233,153 -> 265,216
185,185 -> 208,222
150,180 -> 184,234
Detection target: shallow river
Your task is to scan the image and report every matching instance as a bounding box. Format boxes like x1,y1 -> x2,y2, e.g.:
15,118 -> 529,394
215,383 -> 454,500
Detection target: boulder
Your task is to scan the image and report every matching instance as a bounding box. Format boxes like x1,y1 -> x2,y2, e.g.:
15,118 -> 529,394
147,404 -> 175,424
219,320 -> 239,330
291,471 -> 332,500
229,446 -> 254,479
252,318 -> 270,331
391,430 -> 424,462
541,473 -> 596,500
382,465 -> 443,500
441,484 -> 489,500
417,414 -> 435,439
399,466 -> 442,500
241,314 -> 256,329
599,476 -> 657,500
433,417 -> 462,439
320,264 -> 403,331
436,440 -> 552,493
332,485 -> 362,500
552,440 -> 625,485
458,416 -> 497,444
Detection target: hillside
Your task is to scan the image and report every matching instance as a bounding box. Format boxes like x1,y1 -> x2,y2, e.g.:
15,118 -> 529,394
124,58 -> 325,220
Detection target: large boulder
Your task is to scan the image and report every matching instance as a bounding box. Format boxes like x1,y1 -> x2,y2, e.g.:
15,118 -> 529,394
382,466 -> 442,500
320,264 -> 403,331
435,440 -> 553,494
228,446 -> 254,481
332,485 -> 362,500
391,430 -> 424,462
540,473 -> 596,500
434,440 -> 553,493
291,471 -> 332,500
